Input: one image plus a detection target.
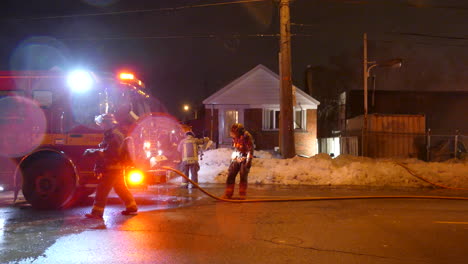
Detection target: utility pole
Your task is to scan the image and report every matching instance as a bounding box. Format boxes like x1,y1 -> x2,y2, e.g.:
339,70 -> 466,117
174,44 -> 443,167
362,32 -> 368,157
279,0 -> 295,158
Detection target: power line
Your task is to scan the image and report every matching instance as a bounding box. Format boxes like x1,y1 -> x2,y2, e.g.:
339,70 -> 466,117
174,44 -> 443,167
290,31 -> 468,42
375,39 -> 468,48
385,32 -> 468,41
58,33 -> 279,41
15,0 -> 269,21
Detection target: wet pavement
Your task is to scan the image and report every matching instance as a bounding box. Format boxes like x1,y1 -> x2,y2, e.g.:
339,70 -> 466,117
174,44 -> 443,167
1,184 -> 468,264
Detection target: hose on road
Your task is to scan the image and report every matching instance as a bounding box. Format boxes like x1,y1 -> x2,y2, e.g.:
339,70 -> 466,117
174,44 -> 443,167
393,161 -> 468,191
161,165 -> 468,203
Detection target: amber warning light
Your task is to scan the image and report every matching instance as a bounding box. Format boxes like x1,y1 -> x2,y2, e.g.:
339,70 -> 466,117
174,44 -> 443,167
127,169 -> 144,185
119,72 -> 135,80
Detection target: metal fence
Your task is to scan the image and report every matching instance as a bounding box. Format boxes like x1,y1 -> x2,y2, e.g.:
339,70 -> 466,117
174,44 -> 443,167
426,130 -> 467,161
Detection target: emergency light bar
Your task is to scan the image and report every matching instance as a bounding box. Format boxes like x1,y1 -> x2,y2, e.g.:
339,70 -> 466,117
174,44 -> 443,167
119,73 -> 134,80
118,72 -> 145,88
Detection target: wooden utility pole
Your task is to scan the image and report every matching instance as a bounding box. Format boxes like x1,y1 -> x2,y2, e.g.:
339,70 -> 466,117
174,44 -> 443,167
362,33 -> 368,157
279,0 -> 295,158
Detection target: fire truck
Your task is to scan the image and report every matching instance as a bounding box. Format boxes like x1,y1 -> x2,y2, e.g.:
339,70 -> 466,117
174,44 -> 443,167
0,69 -> 181,209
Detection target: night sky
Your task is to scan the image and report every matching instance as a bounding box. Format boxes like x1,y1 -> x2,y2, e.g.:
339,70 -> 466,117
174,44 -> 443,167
0,0 -> 467,118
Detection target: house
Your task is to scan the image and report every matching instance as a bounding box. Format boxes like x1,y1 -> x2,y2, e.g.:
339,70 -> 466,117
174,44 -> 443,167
202,64 -> 320,157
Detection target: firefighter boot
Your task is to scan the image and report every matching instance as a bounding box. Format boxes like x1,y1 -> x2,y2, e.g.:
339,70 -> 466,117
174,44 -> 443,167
121,208 -> 138,216
85,206 -> 104,220
221,184 -> 235,199
85,213 -> 103,220
121,201 -> 138,215
239,182 -> 247,200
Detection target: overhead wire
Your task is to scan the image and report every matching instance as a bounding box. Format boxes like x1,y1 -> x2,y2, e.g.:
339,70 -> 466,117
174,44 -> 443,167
15,0 -> 269,21
58,33 -> 279,41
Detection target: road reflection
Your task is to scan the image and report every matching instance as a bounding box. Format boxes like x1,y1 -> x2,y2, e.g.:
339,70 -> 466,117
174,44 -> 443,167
0,185 -> 202,263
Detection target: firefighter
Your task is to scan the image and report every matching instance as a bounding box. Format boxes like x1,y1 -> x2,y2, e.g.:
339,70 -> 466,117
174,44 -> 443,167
83,113 -> 138,220
177,130 -> 209,188
222,123 -> 254,200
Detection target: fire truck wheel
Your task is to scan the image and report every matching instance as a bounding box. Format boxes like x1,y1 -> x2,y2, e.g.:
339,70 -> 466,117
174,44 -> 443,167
21,152 -> 77,209
75,187 -> 95,200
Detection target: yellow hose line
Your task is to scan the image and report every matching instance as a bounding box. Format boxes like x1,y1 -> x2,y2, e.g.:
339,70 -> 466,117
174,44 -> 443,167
161,166 -> 468,203
394,161 -> 468,191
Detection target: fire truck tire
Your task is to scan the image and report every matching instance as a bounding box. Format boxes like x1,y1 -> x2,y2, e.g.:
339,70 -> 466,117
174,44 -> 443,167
21,152 -> 78,209
75,187 -> 95,200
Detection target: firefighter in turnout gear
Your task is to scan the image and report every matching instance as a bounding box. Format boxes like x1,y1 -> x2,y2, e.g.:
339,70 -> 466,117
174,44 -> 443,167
83,113 -> 138,220
222,123 -> 254,200
177,131 -> 209,188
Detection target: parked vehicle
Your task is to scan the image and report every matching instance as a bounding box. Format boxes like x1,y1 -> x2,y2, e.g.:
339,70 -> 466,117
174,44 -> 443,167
0,69 -> 168,209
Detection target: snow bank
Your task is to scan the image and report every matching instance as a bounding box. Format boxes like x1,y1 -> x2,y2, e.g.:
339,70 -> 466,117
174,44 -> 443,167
198,148 -> 468,188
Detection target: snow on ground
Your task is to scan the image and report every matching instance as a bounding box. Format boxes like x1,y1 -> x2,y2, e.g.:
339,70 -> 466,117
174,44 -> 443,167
198,148 -> 468,188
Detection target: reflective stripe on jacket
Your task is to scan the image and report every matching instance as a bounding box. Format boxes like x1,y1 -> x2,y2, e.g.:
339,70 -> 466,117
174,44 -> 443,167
177,135 -> 204,164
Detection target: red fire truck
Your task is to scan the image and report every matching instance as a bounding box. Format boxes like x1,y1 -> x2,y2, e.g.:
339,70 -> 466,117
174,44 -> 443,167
0,69 -> 180,209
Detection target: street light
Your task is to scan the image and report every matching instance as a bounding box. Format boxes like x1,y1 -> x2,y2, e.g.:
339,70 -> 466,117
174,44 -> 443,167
182,104 -> 198,120
362,33 -> 402,156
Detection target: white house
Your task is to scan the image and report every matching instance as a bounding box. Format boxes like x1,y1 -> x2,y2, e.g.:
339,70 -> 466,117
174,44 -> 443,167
202,64 -> 320,156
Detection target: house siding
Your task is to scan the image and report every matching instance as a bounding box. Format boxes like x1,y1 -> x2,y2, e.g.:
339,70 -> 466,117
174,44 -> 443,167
204,108 -> 219,146
243,108 -> 318,156
294,109 -> 318,156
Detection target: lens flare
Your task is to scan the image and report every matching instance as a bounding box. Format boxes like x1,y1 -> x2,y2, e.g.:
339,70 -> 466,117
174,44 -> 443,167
10,36 -> 69,71
129,113 -> 184,165
0,157 -> 20,189
0,96 -> 47,157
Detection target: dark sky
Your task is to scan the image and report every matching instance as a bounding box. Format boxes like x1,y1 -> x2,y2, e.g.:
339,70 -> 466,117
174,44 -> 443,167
1,0 -> 467,118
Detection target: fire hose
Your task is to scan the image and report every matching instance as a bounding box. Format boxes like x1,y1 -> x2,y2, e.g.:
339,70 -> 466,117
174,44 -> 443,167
161,165 -> 468,203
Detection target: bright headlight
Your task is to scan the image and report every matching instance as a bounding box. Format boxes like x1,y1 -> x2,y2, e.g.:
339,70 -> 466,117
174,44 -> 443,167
67,70 -> 94,93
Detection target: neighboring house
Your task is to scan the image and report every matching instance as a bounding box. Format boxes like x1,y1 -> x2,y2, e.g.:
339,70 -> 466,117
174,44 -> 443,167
319,90 -> 468,160
202,64 -> 320,157
340,90 -> 468,135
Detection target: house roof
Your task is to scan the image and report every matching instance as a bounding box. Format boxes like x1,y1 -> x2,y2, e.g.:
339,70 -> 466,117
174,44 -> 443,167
203,64 -> 320,108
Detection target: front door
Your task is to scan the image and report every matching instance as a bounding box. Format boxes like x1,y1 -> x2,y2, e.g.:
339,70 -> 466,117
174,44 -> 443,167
221,109 -> 239,145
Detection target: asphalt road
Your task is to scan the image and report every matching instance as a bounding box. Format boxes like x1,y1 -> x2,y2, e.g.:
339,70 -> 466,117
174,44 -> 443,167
1,184 -> 467,264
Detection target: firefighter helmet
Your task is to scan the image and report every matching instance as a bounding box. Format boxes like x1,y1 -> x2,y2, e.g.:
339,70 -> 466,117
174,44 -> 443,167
230,123 -> 245,136
181,124 -> 192,133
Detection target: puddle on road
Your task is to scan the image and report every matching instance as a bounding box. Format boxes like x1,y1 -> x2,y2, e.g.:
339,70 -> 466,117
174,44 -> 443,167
270,236 -> 304,246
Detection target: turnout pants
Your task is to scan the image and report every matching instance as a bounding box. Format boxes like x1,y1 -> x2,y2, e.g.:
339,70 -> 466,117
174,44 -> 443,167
224,160 -> 250,197
91,169 -> 137,217
181,162 -> 200,184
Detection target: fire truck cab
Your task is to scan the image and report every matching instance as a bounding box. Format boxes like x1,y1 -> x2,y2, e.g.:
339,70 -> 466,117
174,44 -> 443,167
0,69 -> 174,209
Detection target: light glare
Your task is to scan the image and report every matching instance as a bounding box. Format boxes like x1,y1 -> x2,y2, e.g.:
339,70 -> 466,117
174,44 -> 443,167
128,170 -> 144,185
120,73 -> 134,80
67,70 -> 93,92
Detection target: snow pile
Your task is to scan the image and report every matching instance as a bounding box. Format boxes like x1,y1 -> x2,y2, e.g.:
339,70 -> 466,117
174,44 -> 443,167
198,148 -> 468,188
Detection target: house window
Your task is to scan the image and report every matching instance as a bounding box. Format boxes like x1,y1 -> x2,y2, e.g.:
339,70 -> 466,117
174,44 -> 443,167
263,109 -> 306,131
